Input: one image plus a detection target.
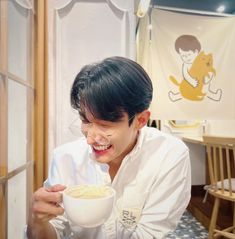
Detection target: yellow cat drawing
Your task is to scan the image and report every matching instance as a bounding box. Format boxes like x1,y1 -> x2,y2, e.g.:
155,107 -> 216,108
169,51 -> 216,101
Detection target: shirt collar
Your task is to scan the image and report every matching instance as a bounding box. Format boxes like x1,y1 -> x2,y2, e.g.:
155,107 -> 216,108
127,126 -> 145,159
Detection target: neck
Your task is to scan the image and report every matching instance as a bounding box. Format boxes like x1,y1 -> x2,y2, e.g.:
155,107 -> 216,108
108,161 -> 122,181
108,130 -> 139,181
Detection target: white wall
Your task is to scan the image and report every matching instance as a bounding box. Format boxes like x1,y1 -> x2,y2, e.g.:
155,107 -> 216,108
48,0 -> 136,161
184,142 -> 206,185
161,119 -> 235,185
206,120 -> 235,136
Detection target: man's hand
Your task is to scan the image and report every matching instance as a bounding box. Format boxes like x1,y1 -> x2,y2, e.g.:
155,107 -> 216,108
31,184 -> 66,223
27,184 -> 66,239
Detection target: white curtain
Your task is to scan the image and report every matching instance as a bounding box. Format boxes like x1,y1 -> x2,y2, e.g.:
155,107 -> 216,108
137,9 -> 235,120
47,0 -> 136,161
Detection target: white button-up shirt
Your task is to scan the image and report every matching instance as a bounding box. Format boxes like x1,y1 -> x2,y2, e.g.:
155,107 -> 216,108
45,127 -> 191,239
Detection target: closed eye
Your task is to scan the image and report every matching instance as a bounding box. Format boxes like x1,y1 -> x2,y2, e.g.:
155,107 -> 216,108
99,124 -> 111,128
80,118 -> 90,124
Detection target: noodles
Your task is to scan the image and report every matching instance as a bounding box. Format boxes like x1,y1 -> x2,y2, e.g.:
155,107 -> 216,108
66,185 -> 112,199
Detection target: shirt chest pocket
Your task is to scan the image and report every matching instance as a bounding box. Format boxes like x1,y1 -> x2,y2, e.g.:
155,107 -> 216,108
115,187 -> 149,229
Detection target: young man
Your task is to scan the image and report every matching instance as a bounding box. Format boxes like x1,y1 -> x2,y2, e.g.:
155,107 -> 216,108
27,56 -> 191,239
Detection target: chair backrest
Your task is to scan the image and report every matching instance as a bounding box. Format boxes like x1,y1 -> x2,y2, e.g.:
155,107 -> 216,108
203,135 -> 235,196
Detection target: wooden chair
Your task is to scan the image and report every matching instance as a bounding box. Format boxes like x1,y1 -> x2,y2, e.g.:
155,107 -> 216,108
203,135 -> 235,239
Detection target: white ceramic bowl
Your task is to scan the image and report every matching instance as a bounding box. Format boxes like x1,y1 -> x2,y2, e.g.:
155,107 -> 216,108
63,184 -> 116,228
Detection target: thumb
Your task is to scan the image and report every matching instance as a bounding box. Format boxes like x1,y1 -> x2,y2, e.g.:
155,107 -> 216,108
46,184 -> 66,192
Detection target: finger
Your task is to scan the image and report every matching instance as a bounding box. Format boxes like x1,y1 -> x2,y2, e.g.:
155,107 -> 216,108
32,212 -> 56,223
46,184 -> 66,192
33,200 -> 64,216
34,188 -> 63,204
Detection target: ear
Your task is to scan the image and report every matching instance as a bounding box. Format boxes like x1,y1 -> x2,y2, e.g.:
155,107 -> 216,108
135,110 -> 151,130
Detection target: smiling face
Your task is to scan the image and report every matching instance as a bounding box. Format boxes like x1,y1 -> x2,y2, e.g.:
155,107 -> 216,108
71,57 -> 153,167
80,109 -> 149,166
179,48 -> 199,64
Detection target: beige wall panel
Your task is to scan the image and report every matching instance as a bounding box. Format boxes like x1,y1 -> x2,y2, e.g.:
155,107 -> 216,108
8,79 -> 27,172
8,0 -> 30,81
7,170 -> 26,239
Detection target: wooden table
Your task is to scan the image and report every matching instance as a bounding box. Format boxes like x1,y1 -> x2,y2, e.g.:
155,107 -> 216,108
182,135 -> 204,144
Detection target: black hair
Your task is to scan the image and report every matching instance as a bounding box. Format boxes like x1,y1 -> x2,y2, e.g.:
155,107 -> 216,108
70,56 -> 153,124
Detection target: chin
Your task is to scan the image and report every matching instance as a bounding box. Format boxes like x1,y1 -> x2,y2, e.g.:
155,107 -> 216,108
92,151 -> 109,162
94,156 -> 110,164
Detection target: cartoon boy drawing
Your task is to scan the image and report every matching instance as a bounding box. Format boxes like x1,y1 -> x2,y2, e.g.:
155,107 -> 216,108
168,35 -> 222,102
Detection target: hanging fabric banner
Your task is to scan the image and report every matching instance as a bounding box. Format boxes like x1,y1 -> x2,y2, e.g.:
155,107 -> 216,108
137,9 -> 235,119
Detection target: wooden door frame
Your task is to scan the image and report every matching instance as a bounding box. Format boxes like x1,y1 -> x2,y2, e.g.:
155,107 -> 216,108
0,1 -> 48,238
34,0 -> 48,190
0,1 -> 8,238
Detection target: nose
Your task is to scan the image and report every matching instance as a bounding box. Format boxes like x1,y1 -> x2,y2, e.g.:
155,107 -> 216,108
86,135 -> 95,145
86,133 -> 108,145
85,126 -> 108,145
85,126 -> 97,144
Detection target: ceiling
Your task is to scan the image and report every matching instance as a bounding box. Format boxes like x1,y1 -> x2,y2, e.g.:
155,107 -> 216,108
152,0 -> 235,14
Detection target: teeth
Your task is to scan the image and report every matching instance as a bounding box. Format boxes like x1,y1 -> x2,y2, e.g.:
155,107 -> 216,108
93,144 -> 110,151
